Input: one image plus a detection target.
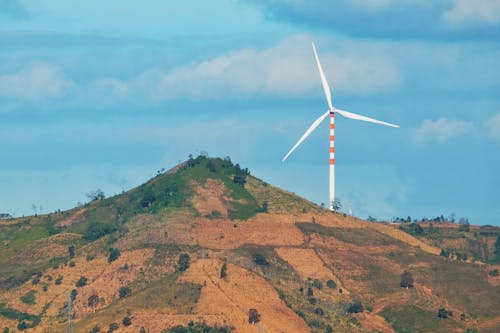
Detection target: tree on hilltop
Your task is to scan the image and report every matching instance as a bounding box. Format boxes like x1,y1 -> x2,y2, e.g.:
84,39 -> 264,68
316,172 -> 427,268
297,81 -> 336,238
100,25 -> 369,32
400,271 -> 414,289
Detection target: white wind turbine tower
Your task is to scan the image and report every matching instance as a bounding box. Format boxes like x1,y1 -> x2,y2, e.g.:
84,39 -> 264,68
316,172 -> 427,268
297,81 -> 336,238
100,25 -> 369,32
283,43 -> 399,211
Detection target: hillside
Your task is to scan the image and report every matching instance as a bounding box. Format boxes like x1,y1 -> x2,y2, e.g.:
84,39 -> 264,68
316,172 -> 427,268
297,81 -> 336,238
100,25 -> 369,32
0,155 -> 499,333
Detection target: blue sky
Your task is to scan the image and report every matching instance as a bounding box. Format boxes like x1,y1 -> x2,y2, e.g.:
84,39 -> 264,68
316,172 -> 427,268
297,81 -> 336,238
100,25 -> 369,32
1,0 -> 499,225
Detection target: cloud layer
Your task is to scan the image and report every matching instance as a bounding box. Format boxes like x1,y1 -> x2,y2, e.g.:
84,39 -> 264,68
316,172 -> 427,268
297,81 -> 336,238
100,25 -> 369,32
249,0 -> 500,40
412,117 -> 474,144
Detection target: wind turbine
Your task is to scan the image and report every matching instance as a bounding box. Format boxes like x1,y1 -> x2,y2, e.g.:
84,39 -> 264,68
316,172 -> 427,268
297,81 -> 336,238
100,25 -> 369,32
282,43 -> 399,211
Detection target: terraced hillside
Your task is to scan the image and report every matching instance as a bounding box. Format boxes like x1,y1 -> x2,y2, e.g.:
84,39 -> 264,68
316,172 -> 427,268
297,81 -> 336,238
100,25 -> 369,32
0,156 -> 499,333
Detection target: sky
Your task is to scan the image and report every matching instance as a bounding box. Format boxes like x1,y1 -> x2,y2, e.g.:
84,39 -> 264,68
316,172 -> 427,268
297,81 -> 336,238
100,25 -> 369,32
1,0 -> 499,225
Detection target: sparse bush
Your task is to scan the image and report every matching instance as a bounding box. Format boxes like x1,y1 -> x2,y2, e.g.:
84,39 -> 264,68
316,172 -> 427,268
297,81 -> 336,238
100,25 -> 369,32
119,286 -> 132,299
400,271 -> 414,288
76,276 -> 87,287
20,290 -> 36,305
348,299 -> 364,313
326,279 -> 336,289
84,222 -> 116,241
55,275 -> 63,285
89,325 -> 101,333
248,308 -> 260,324
68,245 -> 75,258
220,262 -> 227,279
108,248 -> 121,263
178,253 -> 191,272
312,279 -> 323,290
108,322 -> 119,332
122,316 -> 132,326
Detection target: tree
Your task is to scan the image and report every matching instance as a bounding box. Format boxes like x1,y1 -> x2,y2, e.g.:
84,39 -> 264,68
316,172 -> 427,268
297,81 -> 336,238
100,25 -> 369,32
86,189 -> 105,201
90,325 -> 101,333
248,308 -> 261,324
178,253 -> 191,272
108,248 -> 121,263
326,280 -> 337,289
400,271 -> 414,289
119,286 -> 132,299
438,307 -> 449,319
252,253 -> 269,266
220,262 -> 227,279
76,276 -> 87,287
307,287 -> 314,297
68,245 -> 75,258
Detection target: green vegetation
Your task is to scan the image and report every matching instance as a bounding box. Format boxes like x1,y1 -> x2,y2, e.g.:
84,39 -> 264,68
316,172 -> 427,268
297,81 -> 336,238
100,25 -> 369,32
0,304 -> 41,330
122,316 -> 132,326
20,290 -> 36,305
84,222 -> 117,241
68,245 -> 75,258
178,253 -> 190,272
400,271 -> 414,288
119,286 -> 132,299
76,276 -> 88,287
108,248 -> 121,263
220,262 -> 227,279
488,269 -> 499,276
296,222 -> 399,246
381,305 -> 463,333
248,308 -> 261,324
163,322 -> 233,333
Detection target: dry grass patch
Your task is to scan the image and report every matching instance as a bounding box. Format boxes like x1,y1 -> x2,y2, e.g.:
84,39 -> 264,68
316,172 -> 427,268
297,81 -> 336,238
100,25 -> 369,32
190,214 -> 305,250
180,258 -> 310,333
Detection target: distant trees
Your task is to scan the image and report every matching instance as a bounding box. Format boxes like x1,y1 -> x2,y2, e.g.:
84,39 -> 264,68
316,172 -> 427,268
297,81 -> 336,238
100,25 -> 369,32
178,253 -> 191,272
84,222 -> 117,241
248,308 -> 261,324
331,199 -> 342,212
86,189 -> 105,202
458,218 -> 470,232
400,271 -> 414,289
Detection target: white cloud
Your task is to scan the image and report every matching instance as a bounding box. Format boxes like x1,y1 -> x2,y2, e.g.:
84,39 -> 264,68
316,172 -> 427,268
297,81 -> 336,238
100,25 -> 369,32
412,117 -> 474,144
443,0 -> 500,25
147,34 -> 402,100
485,112 -> 500,140
0,63 -> 73,102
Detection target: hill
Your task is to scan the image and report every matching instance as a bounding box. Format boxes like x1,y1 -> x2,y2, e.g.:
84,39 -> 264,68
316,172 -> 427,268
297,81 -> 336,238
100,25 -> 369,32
0,155 -> 499,333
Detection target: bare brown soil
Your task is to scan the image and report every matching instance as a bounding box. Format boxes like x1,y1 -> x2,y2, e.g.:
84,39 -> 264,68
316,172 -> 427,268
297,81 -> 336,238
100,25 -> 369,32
55,209 -> 87,228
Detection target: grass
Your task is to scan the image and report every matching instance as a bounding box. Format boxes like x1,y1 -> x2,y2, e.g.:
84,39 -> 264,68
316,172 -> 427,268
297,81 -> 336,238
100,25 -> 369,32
381,304 -> 464,333
296,222 -> 400,246
73,273 -> 201,333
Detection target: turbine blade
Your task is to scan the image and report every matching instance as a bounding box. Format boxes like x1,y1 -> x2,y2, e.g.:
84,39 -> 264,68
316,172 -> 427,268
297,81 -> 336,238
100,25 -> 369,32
335,109 -> 400,128
283,111 -> 330,161
312,42 -> 333,110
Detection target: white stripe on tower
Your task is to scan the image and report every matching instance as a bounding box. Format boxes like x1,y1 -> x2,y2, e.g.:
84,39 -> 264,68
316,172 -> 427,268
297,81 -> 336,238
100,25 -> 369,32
329,111 -> 335,211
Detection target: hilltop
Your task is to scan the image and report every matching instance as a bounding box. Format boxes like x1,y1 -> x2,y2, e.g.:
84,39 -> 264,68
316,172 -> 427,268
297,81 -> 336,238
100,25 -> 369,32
0,155 -> 499,333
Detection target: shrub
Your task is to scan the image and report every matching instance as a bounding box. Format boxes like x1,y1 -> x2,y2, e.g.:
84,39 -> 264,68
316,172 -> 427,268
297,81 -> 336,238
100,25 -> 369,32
76,276 -> 87,287
119,286 -> 132,299
348,299 -> 364,313
20,290 -> 37,305
488,269 -> 499,277
248,308 -> 260,324
55,275 -> 63,285
109,323 -> 119,331
308,297 -> 317,305
69,261 -> 76,267
220,262 -> 227,279
400,271 -> 414,288
108,248 -> 121,263
307,287 -> 314,297
326,279 -> 337,289
178,253 -> 191,272
68,245 -> 75,258
70,289 -> 78,301
89,325 -> 100,333
84,222 -> 116,241
312,279 -> 323,289
122,317 -> 132,326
